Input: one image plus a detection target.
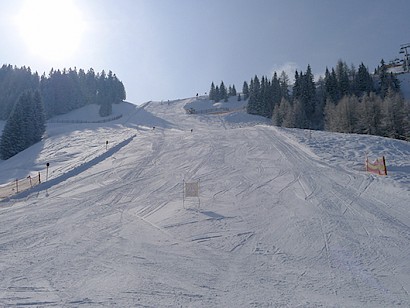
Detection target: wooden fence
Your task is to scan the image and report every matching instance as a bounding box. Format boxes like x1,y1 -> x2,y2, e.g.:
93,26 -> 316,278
0,173 -> 42,199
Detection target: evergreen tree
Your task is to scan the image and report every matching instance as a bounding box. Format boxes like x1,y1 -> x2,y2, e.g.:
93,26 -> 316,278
97,70 -> 113,117
31,90 -> 46,144
220,81 -> 228,102
279,71 -> 290,101
324,66 -> 341,103
314,76 -> 326,130
348,64 -> 357,95
85,68 -> 98,105
111,72 -> 126,104
228,85 -> 236,96
0,65 -> 39,120
215,85 -> 220,102
336,60 -> 350,97
376,59 -> 401,98
324,68 -> 331,100
301,64 -> 316,123
378,59 -> 389,98
242,81 -> 249,100
356,63 -> 374,95
293,70 -> 301,100
0,65 -> 125,120
228,85 -> 232,97
260,76 -> 271,117
0,94 -> 26,159
253,76 -> 260,100
238,60 -> 407,141
271,72 -> 281,109
247,78 -> 255,113
247,75 -> 263,115
0,90 -> 46,160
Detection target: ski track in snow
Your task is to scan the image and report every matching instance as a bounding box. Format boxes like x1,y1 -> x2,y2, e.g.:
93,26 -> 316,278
0,97 -> 409,307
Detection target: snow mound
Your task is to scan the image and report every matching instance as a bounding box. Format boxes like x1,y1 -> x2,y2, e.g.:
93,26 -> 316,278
184,95 -> 247,113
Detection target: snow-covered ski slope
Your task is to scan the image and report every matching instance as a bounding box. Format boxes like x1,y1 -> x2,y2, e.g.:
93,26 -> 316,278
0,97 -> 409,307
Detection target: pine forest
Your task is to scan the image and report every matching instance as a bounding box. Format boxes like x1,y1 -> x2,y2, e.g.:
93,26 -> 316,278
0,64 -> 126,159
209,59 -> 410,141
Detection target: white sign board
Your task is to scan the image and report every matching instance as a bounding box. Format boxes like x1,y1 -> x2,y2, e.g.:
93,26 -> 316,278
184,182 -> 199,197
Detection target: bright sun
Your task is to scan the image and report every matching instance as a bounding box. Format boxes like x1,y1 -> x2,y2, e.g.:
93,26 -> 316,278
15,0 -> 86,62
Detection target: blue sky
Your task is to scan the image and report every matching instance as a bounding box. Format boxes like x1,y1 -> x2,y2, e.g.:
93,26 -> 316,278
1,0 -> 410,104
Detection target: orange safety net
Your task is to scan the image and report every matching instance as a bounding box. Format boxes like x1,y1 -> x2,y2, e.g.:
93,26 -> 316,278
366,156 -> 387,176
0,173 -> 41,199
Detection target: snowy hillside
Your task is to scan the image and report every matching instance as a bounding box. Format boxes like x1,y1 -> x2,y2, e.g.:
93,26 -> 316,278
0,98 -> 409,307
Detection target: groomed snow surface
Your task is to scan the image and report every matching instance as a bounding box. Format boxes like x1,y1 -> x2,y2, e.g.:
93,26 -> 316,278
0,97 -> 409,307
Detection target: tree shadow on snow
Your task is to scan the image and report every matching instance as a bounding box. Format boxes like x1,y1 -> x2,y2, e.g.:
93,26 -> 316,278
200,210 -> 225,220
387,165 -> 410,174
5,135 -> 136,201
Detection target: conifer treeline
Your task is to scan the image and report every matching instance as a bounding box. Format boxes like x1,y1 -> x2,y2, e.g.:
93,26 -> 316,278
0,64 -> 126,160
0,65 -> 39,120
0,64 -> 126,120
208,59 -> 409,140
0,90 -> 45,160
209,81 -> 237,102
273,60 -> 408,140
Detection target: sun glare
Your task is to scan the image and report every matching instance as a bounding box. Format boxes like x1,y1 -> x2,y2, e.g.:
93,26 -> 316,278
15,0 -> 86,62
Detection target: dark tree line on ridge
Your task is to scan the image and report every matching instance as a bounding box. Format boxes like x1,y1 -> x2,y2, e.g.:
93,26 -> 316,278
0,64 -> 126,160
209,81 -> 238,102
0,90 -> 45,160
0,65 -> 126,120
209,59 -> 409,141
